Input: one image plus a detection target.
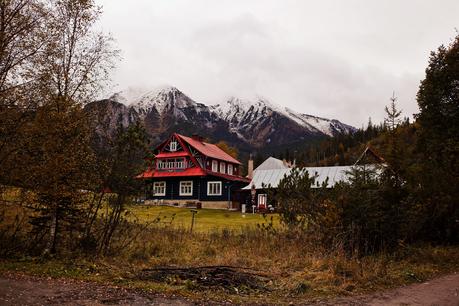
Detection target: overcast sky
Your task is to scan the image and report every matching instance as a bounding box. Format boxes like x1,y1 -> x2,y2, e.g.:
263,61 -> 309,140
96,0 -> 459,127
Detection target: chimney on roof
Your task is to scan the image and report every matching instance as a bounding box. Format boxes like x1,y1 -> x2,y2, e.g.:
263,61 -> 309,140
191,134 -> 204,142
247,154 -> 254,179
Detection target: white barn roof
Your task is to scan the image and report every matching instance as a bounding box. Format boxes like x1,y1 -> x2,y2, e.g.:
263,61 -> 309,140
255,157 -> 290,170
242,165 -> 355,190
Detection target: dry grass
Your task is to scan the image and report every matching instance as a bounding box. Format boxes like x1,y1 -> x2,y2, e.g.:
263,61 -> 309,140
94,217 -> 459,303
1,195 -> 458,304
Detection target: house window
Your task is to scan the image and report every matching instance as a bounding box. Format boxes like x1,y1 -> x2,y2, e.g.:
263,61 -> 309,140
219,162 -> 226,174
207,181 -> 222,196
169,141 -> 177,152
153,181 -> 166,196
180,181 -> 193,196
177,159 -> 185,168
227,164 -> 233,175
212,160 -> 218,172
157,158 -> 186,169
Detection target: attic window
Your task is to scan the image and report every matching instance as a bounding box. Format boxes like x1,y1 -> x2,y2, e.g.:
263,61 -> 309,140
227,164 -> 233,175
212,160 -> 218,172
169,141 -> 177,151
157,158 -> 185,169
219,162 -> 226,174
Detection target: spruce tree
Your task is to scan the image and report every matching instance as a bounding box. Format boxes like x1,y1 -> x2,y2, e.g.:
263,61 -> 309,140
415,33 -> 459,242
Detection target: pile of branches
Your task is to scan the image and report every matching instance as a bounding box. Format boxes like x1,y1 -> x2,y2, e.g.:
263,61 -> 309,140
138,265 -> 270,292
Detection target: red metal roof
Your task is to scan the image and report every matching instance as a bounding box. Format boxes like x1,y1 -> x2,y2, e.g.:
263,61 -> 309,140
205,170 -> 251,183
136,167 -> 207,179
136,133 -> 246,181
155,151 -> 189,158
136,167 -> 250,182
136,169 -> 154,179
176,134 -> 242,165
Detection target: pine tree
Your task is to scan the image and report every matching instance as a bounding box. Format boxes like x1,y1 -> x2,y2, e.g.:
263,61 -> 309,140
385,92 -> 402,132
384,93 -> 403,168
268,168 -> 327,229
415,33 -> 459,242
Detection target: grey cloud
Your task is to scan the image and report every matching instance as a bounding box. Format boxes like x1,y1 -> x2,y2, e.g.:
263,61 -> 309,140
97,0 -> 459,126
184,14 -> 420,124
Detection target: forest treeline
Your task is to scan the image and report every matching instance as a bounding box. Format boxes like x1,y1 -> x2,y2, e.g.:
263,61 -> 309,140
255,113 -> 411,168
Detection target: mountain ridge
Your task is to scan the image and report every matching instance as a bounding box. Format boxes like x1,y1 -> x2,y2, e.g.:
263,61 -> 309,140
86,86 -> 356,152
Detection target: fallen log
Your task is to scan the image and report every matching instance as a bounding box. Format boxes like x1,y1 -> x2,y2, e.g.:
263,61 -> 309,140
138,265 -> 271,292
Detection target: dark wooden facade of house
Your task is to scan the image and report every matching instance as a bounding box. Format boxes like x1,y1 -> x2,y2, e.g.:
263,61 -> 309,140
137,133 -> 250,209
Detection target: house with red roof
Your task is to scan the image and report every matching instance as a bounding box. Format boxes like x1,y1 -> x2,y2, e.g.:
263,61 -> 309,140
137,133 -> 251,209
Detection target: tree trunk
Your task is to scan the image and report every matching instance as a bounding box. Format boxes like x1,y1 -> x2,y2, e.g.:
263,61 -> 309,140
100,194 -> 124,255
85,191 -> 104,237
43,206 -> 59,255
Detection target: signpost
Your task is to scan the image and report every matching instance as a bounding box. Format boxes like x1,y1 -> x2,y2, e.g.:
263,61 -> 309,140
190,209 -> 198,233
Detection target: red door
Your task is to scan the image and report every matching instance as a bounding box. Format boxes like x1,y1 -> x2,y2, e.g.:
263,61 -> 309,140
258,194 -> 267,209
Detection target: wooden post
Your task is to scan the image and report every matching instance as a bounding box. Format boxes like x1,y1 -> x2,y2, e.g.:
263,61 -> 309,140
190,209 -> 198,233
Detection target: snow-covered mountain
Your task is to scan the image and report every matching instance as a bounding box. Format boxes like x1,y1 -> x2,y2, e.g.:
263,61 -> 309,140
128,86 -> 207,118
211,96 -> 355,143
85,86 -> 356,150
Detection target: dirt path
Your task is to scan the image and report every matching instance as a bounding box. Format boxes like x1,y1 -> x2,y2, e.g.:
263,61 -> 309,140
0,272 -> 193,306
317,272 -> 459,306
0,272 -> 458,305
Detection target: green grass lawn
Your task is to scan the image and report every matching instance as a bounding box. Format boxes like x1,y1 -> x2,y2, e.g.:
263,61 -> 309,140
0,186 -> 280,233
126,205 -> 280,232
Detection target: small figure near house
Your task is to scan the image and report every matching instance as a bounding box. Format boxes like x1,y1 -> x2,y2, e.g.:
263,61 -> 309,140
136,133 -> 250,209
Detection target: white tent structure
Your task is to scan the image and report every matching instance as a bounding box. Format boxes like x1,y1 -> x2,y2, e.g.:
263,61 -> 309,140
254,157 -> 290,170
242,165 -> 354,190
241,153 -> 383,209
